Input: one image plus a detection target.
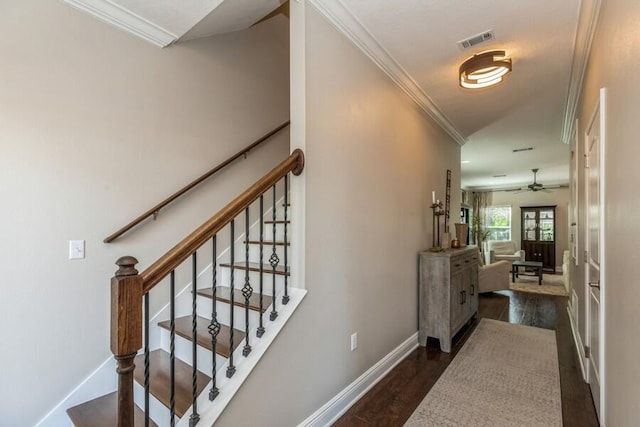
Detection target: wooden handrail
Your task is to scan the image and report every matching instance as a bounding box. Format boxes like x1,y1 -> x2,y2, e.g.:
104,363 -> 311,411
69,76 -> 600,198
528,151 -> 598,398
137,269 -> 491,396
140,148 -> 304,293
104,121 -> 290,243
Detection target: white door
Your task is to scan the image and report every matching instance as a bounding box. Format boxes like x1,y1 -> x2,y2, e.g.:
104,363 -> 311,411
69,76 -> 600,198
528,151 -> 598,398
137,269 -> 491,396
585,88 -> 606,421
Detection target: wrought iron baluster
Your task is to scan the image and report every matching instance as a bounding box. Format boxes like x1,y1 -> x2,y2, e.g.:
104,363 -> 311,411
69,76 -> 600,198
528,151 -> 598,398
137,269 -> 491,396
189,253 -> 200,426
270,184 -> 279,321
170,270 -> 176,427
242,208 -> 253,356
227,220 -> 236,378
257,195 -> 265,338
144,292 -> 150,427
208,236 -> 220,401
283,174 -> 290,305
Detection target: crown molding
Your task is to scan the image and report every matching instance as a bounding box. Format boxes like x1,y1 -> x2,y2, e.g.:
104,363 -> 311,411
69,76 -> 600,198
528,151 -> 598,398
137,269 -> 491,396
307,0 -> 467,146
561,0 -> 603,144
64,0 -> 177,48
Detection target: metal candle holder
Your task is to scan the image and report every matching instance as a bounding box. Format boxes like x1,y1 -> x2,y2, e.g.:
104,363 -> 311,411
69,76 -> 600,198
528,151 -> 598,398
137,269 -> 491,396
430,201 -> 445,252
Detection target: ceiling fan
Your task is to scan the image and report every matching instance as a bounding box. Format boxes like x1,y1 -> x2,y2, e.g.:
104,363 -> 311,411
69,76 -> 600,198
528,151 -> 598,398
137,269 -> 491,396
502,168 -> 569,193
526,168 -> 545,192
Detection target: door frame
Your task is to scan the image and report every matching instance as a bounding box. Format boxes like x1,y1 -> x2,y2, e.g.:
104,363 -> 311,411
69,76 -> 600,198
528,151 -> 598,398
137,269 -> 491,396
584,87 -> 606,422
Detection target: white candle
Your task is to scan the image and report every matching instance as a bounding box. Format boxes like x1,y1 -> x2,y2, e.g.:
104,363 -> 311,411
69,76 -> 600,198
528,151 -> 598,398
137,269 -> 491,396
432,191 -> 435,204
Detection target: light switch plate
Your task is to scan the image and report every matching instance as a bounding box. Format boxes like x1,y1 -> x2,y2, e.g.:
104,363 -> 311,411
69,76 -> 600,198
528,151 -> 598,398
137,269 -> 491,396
69,240 -> 85,259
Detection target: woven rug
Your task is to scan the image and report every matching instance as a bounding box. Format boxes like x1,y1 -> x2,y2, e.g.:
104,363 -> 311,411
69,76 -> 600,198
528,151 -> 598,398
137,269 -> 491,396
510,273 -> 568,296
405,319 -> 562,427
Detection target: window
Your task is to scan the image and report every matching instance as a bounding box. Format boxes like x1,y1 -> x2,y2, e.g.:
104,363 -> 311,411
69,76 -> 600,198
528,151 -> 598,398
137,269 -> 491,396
484,206 -> 511,241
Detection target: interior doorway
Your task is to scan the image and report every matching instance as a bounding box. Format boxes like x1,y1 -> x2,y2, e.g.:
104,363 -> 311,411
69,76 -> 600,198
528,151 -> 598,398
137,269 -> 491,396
584,87 -> 606,422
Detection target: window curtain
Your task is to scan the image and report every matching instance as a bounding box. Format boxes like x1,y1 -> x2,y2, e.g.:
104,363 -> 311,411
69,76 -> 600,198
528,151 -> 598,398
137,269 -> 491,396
461,190 -> 470,206
470,191 -> 492,246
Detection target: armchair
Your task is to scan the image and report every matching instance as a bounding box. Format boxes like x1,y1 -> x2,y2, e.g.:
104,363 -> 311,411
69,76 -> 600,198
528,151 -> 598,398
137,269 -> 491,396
484,240 -> 525,265
478,259 -> 511,293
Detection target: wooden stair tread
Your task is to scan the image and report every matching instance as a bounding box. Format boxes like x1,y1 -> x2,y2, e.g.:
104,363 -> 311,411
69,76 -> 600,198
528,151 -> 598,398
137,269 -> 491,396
157,316 -> 245,357
197,286 -> 273,313
67,391 -> 157,427
245,240 -> 290,246
133,350 -> 210,418
220,262 -> 289,276
263,220 -> 290,224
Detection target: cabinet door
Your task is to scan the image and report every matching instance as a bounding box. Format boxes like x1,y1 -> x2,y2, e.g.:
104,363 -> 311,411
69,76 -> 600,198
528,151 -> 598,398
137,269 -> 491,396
450,269 -> 465,332
541,243 -> 556,272
538,208 -> 555,242
467,264 -> 478,316
522,209 -> 538,242
523,241 -> 537,262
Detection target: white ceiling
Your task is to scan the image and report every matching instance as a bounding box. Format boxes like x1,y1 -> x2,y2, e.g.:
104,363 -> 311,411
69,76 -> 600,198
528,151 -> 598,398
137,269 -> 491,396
339,0 -> 581,190
63,0 -> 286,46
65,0 -> 589,191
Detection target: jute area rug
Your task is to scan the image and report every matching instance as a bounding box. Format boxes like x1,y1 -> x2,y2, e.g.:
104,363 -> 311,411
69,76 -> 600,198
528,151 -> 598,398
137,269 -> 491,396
404,319 -> 562,427
510,273 -> 568,297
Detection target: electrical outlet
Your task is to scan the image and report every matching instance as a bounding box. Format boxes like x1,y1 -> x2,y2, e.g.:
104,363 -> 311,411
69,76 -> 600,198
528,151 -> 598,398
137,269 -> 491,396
350,333 -> 357,351
69,240 -> 85,259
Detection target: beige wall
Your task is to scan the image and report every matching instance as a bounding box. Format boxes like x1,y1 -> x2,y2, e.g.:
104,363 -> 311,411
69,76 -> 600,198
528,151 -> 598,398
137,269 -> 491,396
571,0 -> 640,424
217,3 -> 461,425
491,188 -> 570,269
0,3 -> 290,425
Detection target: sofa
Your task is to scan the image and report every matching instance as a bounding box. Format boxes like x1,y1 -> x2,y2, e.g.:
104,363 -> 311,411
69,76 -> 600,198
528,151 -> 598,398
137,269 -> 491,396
484,240 -> 525,265
478,258 -> 512,293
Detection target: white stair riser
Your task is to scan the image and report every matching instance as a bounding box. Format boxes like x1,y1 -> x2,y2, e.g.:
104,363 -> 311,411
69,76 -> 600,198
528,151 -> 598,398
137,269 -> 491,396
258,223 -> 290,242
195,297 -> 264,332
218,268 -> 288,292
194,265 -> 288,292
245,244 -> 289,263
133,377 -> 177,427
158,328 -> 227,376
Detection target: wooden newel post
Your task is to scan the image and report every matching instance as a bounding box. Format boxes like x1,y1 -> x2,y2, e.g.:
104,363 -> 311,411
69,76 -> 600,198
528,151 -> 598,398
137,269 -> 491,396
111,256 -> 143,427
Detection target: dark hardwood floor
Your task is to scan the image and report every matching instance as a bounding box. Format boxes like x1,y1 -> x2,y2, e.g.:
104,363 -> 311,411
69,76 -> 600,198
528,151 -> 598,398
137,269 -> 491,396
333,290 -> 599,427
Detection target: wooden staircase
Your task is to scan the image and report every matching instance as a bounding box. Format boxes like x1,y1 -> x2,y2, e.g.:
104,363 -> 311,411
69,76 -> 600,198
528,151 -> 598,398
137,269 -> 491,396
64,150 -> 304,427
67,245 -> 291,426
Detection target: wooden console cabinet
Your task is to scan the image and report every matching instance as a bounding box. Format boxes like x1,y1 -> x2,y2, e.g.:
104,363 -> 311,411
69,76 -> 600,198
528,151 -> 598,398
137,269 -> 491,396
418,246 -> 479,352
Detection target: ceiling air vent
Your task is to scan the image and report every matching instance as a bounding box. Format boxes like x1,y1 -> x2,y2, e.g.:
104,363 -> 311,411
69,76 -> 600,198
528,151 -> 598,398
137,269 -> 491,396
457,30 -> 494,50
513,147 -> 534,153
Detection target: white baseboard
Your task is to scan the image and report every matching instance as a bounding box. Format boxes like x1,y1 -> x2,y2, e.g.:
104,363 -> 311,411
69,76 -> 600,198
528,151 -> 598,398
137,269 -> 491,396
298,332 -> 419,427
567,305 -> 587,381
34,356 -> 116,427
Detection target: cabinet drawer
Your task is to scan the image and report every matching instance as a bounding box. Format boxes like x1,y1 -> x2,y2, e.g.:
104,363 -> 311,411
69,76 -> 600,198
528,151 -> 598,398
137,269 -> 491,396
450,256 -> 465,273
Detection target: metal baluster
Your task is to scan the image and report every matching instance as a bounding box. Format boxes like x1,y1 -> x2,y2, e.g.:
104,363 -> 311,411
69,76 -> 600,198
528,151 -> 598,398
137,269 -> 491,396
189,254 -> 200,426
257,195 -> 265,338
208,236 -> 220,401
170,271 -> 176,427
242,208 -> 253,356
269,184 -> 279,321
283,174 -> 290,305
226,220 -> 236,378
144,293 -> 150,427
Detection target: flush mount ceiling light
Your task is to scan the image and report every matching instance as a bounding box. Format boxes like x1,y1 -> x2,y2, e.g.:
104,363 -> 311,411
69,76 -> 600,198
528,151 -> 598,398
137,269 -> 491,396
459,50 -> 512,89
